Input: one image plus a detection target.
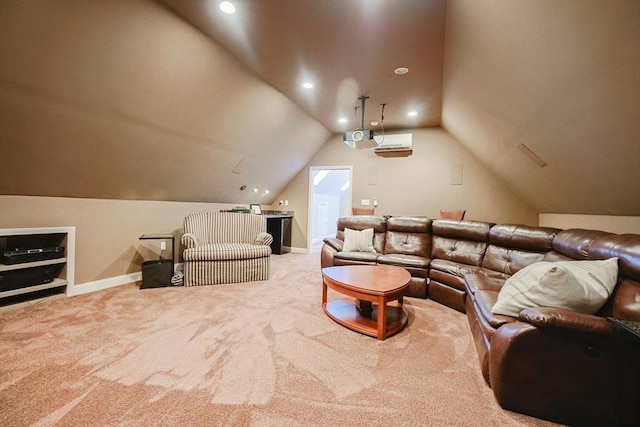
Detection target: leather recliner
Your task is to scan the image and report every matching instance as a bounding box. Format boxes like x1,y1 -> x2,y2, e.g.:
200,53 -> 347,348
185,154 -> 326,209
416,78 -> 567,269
464,229 -> 640,426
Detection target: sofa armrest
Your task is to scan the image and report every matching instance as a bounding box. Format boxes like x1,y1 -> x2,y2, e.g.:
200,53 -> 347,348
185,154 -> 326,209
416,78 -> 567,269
464,274 -> 505,295
181,232 -> 199,248
519,307 -> 615,337
489,320 -> 617,425
323,237 -> 343,252
255,232 -> 273,246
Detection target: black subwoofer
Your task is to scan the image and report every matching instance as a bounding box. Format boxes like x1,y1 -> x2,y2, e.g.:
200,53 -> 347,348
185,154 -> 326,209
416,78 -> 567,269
141,259 -> 172,289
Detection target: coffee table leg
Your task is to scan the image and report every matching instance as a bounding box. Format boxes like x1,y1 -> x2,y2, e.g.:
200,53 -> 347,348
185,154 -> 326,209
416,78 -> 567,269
322,280 -> 327,306
377,296 -> 387,340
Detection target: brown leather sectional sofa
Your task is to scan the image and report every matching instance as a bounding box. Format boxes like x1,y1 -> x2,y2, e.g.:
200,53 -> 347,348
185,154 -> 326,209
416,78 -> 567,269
321,215 -> 640,426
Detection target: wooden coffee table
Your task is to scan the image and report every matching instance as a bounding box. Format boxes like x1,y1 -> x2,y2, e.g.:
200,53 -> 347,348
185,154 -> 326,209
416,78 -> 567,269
321,265 -> 411,340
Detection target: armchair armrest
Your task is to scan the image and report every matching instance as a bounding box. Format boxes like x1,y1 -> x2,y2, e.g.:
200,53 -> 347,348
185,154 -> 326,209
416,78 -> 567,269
181,232 -> 199,249
519,307 -> 615,337
323,237 -> 343,252
255,232 -> 273,246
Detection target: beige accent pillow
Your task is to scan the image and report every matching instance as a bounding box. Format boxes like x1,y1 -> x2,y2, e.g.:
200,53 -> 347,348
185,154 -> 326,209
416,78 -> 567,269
342,228 -> 376,253
491,258 -> 619,317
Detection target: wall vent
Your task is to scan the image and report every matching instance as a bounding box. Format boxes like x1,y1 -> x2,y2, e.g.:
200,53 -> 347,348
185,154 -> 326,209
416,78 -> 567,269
518,144 -> 547,167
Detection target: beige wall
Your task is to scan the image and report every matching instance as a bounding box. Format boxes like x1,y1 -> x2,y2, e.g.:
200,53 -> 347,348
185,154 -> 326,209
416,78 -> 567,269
539,214 -> 640,234
0,195 -> 236,284
273,128 -> 538,248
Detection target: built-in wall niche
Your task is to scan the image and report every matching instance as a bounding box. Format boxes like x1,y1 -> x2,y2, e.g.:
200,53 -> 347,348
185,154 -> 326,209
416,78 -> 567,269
0,227 -> 75,302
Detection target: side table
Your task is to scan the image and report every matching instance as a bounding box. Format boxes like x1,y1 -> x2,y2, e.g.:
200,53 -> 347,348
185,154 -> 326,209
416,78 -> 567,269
139,234 -> 175,288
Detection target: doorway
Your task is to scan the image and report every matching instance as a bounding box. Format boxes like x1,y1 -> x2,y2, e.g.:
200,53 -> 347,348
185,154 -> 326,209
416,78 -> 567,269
308,166 -> 352,250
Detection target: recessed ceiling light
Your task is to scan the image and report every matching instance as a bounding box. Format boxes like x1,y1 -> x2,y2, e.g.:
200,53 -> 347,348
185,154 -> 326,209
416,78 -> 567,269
302,82 -> 314,89
370,120 -> 379,126
338,118 -> 347,123
219,1 -> 236,14
394,67 -> 409,75
408,111 -> 418,117
253,188 -> 258,192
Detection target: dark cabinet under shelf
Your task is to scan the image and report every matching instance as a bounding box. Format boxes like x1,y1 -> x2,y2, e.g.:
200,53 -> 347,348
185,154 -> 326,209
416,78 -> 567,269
265,215 -> 293,255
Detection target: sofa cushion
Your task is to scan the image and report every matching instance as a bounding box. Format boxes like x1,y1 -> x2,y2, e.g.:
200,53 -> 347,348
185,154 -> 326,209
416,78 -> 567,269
376,253 -> 430,269
430,259 -> 510,280
384,216 -> 432,257
431,237 -> 488,266
551,228 -> 615,260
342,228 -> 376,252
481,245 -> 549,276
184,243 -> 271,261
334,251 -> 379,264
488,224 -> 559,252
432,220 -> 494,241
491,258 -> 619,317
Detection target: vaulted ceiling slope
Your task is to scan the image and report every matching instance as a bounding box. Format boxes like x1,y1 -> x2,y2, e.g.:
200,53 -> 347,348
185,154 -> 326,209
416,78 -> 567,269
1,0 -> 638,215
162,0 -> 638,215
442,0 -> 640,216
0,0 -> 330,204
160,0 -> 447,132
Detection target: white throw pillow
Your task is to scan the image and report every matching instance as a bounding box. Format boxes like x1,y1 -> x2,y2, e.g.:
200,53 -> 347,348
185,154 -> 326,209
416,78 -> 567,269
342,228 -> 376,253
491,258 -> 619,317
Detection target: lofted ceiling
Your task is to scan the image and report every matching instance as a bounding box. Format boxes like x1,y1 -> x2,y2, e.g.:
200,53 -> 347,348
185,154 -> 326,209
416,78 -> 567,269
161,0 -> 640,216
160,0 -> 447,132
1,0 -> 638,216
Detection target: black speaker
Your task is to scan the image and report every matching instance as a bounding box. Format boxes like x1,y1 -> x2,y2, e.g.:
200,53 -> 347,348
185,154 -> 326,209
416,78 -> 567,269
141,259 -> 172,289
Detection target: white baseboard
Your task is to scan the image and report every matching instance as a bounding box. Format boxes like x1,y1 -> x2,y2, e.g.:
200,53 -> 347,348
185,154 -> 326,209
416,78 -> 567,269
290,247 -> 309,254
68,272 -> 142,296
68,263 -> 183,296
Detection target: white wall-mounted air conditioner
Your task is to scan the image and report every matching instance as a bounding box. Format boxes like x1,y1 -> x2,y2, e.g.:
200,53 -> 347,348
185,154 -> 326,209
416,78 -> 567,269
373,133 -> 413,153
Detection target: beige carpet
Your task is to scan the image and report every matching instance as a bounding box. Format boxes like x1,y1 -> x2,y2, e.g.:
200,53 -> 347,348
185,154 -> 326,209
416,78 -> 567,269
0,250 -> 560,426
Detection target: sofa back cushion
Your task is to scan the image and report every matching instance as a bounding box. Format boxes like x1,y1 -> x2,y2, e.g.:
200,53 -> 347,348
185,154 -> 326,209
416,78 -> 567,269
587,233 -> 640,281
337,216 -> 387,253
549,229 -> 616,260
588,233 -> 640,320
184,212 -> 266,244
384,216 -> 432,257
482,224 -> 559,275
431,220 -> 493,266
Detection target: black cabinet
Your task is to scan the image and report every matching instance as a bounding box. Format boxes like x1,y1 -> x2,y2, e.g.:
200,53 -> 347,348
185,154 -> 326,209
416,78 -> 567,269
266,215 -> 293,255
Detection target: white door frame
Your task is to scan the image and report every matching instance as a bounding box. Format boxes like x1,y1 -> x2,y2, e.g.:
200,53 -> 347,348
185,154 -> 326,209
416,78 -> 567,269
307,165 -> 353,251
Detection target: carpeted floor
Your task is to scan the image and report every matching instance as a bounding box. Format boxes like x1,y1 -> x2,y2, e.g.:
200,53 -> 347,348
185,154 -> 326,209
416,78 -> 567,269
0,250 -> 561,426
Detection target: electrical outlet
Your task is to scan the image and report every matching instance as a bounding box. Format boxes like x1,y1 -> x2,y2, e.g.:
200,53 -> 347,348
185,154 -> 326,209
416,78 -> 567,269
160,241 -> 167,251
284,200 -> 289,206
361,199 -> 370,206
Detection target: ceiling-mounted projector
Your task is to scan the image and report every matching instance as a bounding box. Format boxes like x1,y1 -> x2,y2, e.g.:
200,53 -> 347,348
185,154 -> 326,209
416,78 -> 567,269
343,95 -> 380,149
344,128 -> 377,149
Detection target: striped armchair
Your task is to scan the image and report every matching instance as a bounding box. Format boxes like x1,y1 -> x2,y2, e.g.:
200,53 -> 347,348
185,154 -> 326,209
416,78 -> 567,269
181,212 -> 273,286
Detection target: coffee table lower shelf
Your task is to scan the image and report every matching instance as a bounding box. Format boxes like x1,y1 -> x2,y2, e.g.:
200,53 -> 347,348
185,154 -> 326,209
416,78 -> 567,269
323,298 -> 408,339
